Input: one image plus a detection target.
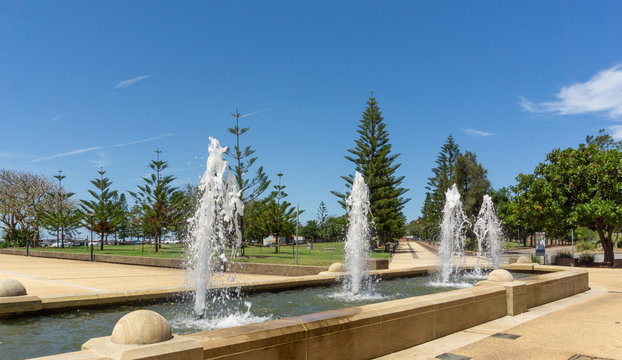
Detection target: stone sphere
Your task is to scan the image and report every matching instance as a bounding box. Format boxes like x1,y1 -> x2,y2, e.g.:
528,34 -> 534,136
328,262 -> 345,272
111,310 -> 173,345
487,269 -> 514,282
0,279 -> 27,297
516,256 -> 532,264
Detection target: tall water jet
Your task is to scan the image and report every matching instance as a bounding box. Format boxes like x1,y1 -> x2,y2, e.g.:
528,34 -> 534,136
473,195 -> 502,271
344,172 -> 373,295
186,137 -> 243,317
437,184 -> 471,283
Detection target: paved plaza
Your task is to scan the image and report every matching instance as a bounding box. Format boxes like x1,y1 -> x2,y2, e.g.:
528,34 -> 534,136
0,254 -> 287,298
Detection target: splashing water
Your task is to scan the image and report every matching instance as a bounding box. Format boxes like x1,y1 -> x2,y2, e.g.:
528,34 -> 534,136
186,137 -> 243,317
344,172 -> 373,295
473,195 -> 502,272
437,184 -> 471,284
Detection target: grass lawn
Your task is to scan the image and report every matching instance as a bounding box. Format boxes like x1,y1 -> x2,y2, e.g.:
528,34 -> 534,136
12,242 -> 390,266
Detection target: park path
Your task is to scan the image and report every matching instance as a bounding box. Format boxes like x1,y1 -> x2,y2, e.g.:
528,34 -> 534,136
389,241 -> 488,269
0,254 -> 287,298
389,241 -> 438,269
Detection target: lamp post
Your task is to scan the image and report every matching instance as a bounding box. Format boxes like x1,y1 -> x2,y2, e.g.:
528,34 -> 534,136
571,228 -> 575,267
295,204 -> 299,265
90,214 -> 94,262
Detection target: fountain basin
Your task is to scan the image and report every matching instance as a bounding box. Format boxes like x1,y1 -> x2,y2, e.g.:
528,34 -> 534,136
1,265 -> 588,360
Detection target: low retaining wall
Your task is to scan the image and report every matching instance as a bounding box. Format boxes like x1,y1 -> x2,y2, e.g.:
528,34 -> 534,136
227,262 -> 327,276
186,285 -> 508,360
0,249 -> 328,276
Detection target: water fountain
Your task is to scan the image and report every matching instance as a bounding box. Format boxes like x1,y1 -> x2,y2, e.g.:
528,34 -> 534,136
473,194 -> 502,272
185,137 -> 243,317
343,172 -> 373,295
437,184 -> 471,283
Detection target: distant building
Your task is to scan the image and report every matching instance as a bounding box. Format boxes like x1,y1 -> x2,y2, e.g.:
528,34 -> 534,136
262,235 -> 288,246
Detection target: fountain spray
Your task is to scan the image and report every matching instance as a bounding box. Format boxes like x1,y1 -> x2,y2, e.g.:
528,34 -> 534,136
186,137 -> 243,317
344,172 -> 373,295
437,184 -> 470,283
473,195 -> 502,271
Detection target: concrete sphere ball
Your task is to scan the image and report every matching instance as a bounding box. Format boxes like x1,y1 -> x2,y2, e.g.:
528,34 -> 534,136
487,269 -> 514,282
516,256 -> 532,264
111,310 -> 173,345
328,262 -> 345,272
0,279 -> 27,297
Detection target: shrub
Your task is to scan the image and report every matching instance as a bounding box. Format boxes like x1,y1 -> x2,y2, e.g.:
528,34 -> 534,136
531,254 -> 543,264
552,251 -> 573,265
575,241 -> 596,252
501,241 -> 515,251
578,253 -> 594,265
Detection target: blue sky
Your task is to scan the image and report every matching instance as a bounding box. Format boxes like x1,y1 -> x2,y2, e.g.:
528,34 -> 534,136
2,1 -> 622,226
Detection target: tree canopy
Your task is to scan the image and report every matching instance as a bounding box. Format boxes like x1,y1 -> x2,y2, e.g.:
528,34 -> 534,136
332,94 -> 409,245
514,143 -> 622,265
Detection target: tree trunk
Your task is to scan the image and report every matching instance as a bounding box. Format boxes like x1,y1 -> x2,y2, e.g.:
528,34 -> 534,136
597,228 -> 615,267
100,233 -> 104,250
154,230 -> 159,253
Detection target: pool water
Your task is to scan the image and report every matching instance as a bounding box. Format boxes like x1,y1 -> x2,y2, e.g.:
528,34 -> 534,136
0,272 -> 530,360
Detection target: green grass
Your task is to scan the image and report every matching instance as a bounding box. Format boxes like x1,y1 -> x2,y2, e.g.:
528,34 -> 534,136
13,242 -> 389,266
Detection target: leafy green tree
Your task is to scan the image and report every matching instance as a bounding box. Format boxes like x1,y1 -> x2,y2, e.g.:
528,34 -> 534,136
301,219 -> 319,242
225,108 -> 271,241
0,169 -> 56,246
242,199 -> 270,243
514,144 -> 622,265
41,170 -> 81,247
332,94 -> 409,245
452,151 -> 492,220
586,129 -> 622,151
130,149 -> 183,252
168,184 -> 197,242
262,173 -> 297,253
80,168 -> 119,250
111,193 -> 131,243
323,215 -> 347,242
423,135 -> 461,227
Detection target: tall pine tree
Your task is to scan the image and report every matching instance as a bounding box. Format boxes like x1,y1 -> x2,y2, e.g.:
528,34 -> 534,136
130,149 -> 183,252
225,108 -> 271,243
332,93 -> 409,245
423,135 -> 460,226
80,168 -> 118,250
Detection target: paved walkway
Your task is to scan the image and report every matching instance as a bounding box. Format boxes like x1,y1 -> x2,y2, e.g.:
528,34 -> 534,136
0,254 -> 287,298
389,241 -> 437,269
389,241 -> 487,269
381,243 -> 622,360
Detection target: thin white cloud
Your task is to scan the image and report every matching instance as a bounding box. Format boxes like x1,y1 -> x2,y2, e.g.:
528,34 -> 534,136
611,125 -> 622,140
0,151 -> 31,159
462,128 -> 493,137
49,114 -> 65,123
88,152 -> 111,168
114,74 -> 152,88
30,133 -> 174,162
521,65 -> 622,118
240,108 -> 270,118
